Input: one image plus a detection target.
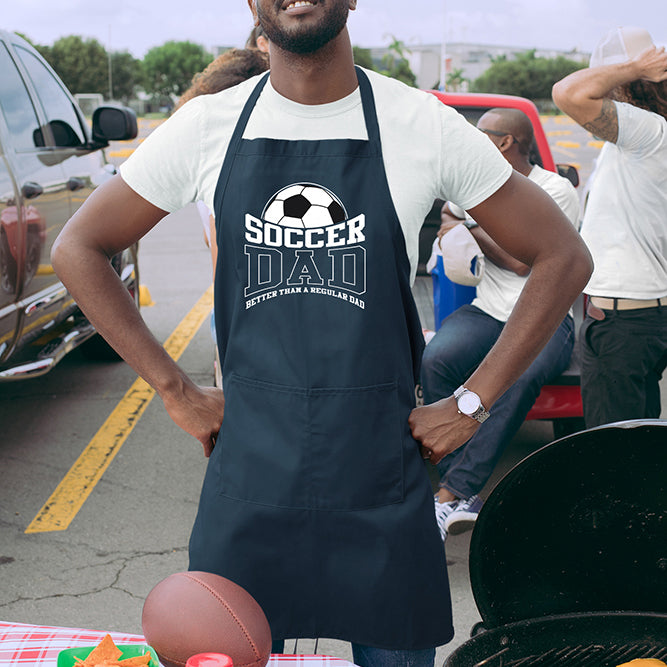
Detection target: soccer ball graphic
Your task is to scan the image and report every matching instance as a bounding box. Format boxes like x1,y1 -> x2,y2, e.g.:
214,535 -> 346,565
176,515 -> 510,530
262,183 -> 347,229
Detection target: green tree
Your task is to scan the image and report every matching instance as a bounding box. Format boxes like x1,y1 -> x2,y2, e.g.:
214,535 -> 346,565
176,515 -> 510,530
472,51 -> 585,100
352,46 -> 375,71
378,37 -> 417,88
110,51 -> 142,103
445,68 -> 467,92
37,35 -> 108,95
142,40 -> 213,99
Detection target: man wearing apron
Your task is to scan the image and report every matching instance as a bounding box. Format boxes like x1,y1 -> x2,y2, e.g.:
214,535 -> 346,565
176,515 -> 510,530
53,1 -> 593,665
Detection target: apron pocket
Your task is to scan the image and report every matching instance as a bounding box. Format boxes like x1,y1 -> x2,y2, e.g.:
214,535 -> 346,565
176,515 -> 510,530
216,374 -> 405,510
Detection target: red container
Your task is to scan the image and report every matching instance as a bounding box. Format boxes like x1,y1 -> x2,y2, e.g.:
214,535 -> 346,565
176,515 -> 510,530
186,654 -> 233,667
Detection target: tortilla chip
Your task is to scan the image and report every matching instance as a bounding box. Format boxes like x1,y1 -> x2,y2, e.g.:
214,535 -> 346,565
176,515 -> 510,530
118,653 -> 152,666
81,635 -> 123,665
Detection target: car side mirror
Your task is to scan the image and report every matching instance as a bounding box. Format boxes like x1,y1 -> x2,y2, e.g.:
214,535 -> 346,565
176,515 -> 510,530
556,164 -> 579,188
91,105 -> 138,144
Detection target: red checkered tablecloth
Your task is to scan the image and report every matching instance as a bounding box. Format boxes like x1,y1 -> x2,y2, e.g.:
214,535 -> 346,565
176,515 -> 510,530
0,622 -> 356,666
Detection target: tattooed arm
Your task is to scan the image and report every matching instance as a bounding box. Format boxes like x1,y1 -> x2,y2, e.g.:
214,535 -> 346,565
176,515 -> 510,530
552,46 -> 667,143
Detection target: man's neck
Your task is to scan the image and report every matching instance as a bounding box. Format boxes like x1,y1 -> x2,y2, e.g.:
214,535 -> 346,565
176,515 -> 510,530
510,156 -> 533,177
268,28 -> 358,105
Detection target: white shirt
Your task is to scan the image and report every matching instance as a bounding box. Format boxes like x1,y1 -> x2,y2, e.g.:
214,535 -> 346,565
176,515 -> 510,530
449,164 -> 580,322
120,69 -> 512,285
580,101 -> 667,299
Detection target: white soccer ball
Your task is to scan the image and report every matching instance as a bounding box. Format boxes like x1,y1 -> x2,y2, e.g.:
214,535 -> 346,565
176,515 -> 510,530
262,183 -> 347,229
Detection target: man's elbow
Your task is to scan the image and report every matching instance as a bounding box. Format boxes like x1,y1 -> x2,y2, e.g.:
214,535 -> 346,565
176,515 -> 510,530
551,81 -> 566,112
552,79 -> 578,116
51,226 -> 81,281
567,238 -> 594,292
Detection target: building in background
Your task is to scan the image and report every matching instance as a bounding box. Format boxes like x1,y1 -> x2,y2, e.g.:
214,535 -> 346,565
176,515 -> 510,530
369,42 -> 590,90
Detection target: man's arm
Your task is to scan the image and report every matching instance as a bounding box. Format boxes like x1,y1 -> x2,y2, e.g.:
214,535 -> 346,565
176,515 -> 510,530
440,202 -> 529,276
552,46 -> 667,142
52,175 -> 224,456
410,171 -> 593,462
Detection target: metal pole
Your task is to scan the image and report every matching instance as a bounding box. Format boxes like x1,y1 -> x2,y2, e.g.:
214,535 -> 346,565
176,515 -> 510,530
108,25 -> 113,101
439,0 -> 447,90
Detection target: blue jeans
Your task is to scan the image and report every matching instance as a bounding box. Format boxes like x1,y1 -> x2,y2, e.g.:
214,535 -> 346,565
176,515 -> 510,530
271,641 -> 435,667
421,304 -> 574,499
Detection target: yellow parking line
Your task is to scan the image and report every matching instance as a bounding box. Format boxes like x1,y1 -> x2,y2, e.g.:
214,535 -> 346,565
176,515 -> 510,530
556,140 -> 580,148
108,148 -> 135,158
25,284 -> 214,534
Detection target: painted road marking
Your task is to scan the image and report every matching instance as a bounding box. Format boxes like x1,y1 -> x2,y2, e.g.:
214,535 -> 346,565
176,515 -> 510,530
25,284 -> 214,534
556,140 -> 581,148
108,148 -> 135,158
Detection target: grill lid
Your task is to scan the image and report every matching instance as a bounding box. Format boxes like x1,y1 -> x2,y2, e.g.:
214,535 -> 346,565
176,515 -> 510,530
469,420 -> 667,628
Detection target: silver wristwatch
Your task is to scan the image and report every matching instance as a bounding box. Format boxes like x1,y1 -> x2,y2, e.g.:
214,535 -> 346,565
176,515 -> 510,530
454,385 -> 490,423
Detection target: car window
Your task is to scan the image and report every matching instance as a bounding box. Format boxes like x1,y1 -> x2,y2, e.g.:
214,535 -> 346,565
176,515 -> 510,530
0,43 -> 42,152
15,46 -> 86,148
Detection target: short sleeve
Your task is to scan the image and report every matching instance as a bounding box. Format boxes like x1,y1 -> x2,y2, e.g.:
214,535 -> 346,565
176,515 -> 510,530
436,105 -> 513,210
615,101 -> 666,158
119,99 -> 204,212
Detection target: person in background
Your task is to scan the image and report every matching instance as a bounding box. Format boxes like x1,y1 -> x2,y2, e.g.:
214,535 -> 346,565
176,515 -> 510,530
552,27 -> 667,428
246,23 -> 270,53
176,47 -> 270,111
52,1 -> 592,664
421,108 -> 580,540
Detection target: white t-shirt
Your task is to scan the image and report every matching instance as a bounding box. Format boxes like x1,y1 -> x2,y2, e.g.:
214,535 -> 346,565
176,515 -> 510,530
580,101 -> 667,299
120,68 -> 512,284
449,164 -> 580,322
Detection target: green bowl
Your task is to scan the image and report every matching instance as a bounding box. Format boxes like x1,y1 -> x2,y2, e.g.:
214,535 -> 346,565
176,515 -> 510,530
57,644 -> 159,667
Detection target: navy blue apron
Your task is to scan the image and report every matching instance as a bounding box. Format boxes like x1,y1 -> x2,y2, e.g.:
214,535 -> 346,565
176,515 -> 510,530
189,68 -> 453,650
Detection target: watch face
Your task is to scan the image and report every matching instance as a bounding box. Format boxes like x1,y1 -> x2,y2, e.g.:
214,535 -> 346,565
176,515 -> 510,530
458,392 -> 481,415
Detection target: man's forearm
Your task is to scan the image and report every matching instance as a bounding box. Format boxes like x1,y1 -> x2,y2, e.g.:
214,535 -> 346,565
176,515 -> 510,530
466,244 -> 588,408
52,237 -> 190,396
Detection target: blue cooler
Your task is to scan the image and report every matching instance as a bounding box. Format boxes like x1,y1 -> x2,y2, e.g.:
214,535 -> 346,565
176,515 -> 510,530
431,255 -> 476,329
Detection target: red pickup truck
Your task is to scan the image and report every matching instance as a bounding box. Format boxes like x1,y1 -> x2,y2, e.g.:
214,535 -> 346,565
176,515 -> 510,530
420,91 -> 584,439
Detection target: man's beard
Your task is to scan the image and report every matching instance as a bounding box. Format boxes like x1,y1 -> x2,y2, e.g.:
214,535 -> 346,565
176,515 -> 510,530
258,1 -> 349,55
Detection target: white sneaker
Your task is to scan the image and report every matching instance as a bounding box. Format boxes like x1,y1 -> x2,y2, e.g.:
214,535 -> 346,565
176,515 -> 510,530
444,495 -> 483,535
433,495 -> 459,542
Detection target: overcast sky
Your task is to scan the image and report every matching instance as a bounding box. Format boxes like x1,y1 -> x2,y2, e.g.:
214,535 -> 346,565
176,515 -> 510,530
5,0 -> 666,58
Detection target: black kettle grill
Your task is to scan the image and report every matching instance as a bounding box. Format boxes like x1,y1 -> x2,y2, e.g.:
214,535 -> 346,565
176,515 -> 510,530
446,420 -> 667,667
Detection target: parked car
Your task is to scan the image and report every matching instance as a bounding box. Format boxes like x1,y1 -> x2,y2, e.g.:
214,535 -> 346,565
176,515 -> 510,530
0,30 -> 138,380
421,90 -> 585,438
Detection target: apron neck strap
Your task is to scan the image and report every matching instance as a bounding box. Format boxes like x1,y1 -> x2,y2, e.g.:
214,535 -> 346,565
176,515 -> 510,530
229,66 -> 381,150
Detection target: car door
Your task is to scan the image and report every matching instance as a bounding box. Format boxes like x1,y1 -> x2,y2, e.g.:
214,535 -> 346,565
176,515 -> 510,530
0,40 -> 73,347
0,152 -> 20,363
12,42 -> 111,219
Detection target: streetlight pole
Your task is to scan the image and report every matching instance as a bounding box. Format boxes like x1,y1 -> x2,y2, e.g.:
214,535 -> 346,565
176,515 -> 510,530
439,0 -> 447,90
107,25 -> 113,101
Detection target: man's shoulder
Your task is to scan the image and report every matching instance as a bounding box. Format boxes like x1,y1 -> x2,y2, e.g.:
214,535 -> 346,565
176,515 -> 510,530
529,164 -> 574,191
363,68 -> 442,113
615,101 -> 667,152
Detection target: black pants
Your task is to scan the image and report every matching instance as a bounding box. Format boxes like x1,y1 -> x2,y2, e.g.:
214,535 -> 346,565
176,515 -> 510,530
580,306 -> 667,428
